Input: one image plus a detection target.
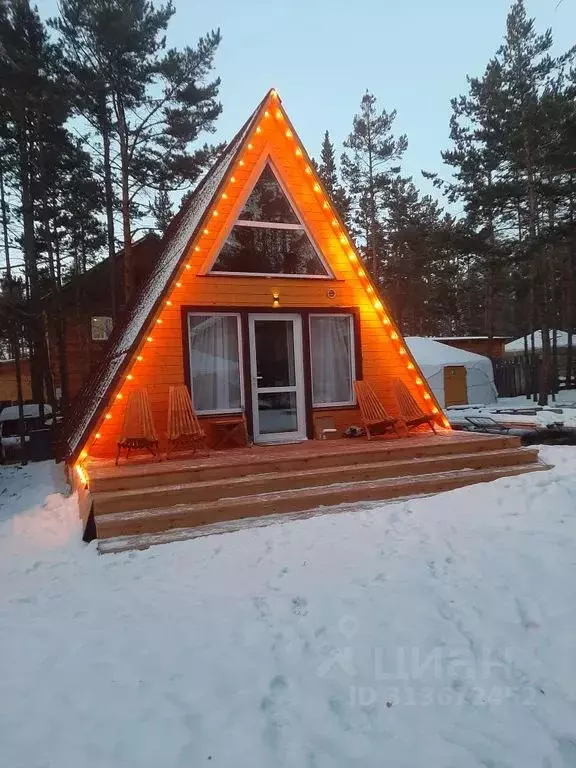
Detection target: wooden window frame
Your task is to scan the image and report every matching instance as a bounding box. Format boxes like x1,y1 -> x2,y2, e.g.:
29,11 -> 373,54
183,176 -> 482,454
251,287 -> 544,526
309,313 -> 357,408
186,312 -> 245,416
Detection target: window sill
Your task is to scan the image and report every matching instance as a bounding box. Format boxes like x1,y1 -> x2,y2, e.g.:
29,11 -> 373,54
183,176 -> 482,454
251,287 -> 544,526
312,403 -> 358,411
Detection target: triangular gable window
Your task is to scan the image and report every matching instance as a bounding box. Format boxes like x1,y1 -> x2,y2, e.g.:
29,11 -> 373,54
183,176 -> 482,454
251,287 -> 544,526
210,162 -> 331,277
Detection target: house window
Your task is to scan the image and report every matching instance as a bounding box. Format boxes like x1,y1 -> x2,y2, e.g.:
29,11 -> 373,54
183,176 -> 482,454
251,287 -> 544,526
310,314 -> 355,406
210,162 -> 331,277
91,316 -> 113,341
188,313 -> 243,414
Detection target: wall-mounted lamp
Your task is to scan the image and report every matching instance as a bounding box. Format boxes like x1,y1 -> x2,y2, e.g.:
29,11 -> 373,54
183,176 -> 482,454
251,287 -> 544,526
272,290 -> 280,308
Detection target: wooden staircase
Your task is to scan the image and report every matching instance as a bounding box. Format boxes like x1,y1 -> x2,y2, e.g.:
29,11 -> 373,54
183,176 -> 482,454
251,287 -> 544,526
85,433 -> 547,553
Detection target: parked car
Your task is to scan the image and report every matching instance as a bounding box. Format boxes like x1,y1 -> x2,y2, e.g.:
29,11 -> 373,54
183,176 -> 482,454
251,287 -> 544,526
0,404 -> 53,463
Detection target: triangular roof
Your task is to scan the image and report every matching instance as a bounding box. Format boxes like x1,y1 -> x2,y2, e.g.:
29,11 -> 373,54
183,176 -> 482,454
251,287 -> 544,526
63,89 -> 446,462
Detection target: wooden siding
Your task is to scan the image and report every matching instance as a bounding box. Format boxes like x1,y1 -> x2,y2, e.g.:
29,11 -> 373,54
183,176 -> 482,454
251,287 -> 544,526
85,97 -> 442,459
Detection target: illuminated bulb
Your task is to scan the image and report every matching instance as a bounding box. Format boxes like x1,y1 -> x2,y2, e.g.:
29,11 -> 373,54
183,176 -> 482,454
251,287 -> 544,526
264,110 -> 270,118
423,393 -> 431,400
339,235 -> 347,245
407,362 -> 414,370
203,228 -> 209,235
399,347 -> 407,356
322,201 -> 329,210
275,109 -> 282,119
238,160 -> 245,167
195,245 -> 201,252
331,219 -> 338,228
247,143 -> 253,150
126,374 -> 133,380
80,450 -> 88,460
285,129 -> 292,139
147,336 -> 153,343
443,418 -> 451,428
432,407 -> 439,414
105,413 -> 111,420
166,300 -> 172,306
185,264 -> 191,270
230,176 -> 236,183
348,252 -> 357,263
137,356 -> 143,362
373,300 -> 382,310
305,166 -> 312,175
116,393 -> 123,400
270,88 -> 278,98
156,318 -> 163,324
295,148 -> 302,157
383,317 -> 391,325
358,268 -> 365,277
416,377 -> 423,385
391,331 -> 398,340
256,126 -> 262,134
176,282 -> 182,288
212,210 -> 219,217
367,286 -> 374,294
221,193 -> 228,200
95,433 -> 101,440
313,183 -> 321,192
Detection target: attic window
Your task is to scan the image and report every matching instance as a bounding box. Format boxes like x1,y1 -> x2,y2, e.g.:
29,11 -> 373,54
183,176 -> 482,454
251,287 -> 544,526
210,162 -> 331,277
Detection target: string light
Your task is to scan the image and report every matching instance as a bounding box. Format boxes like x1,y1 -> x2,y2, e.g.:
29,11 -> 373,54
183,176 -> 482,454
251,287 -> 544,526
270,89 -> 278,98
75,465 -> 88,486
423,393 -> 431,400
373,300 -> 382,310
391,331 -> 398,340
264,110 -> 270,118
137,356 -> 143,362
80,450 -> 88,461
407,362 -> 414,370
247,143 -> 253,150
115,393 -> 123,400
285,129 -> 293,139
331,219 -> 338,228
313,183 -> 321,192
432,407 -> 439,414
147,336 -> 153,343
367,286 -> 374,294
238,160 -> 245,167
95,433 -> 101,440
166,300 -> 172,306
185,264 -> 191,270
212,210 -> 219,217
156,319 -> 163,324
221,193 -> 228,201
126,374 -> 133,380
195,246 -> 201,252
275,109 -> 283,119
176,282 -> 182,288
305,166 -> 312,175
348,252 -> 357,263
358,268 -> 365,277
416,377 -> 423,385
256,126 -> 262,134
339,235 -> 347,245
295,148 -> 302,157
105,413 -> 111,420
230,176 -> 236,183
203,228 -> 209,235
322,201 -> 329,210
399,347 -> 407,356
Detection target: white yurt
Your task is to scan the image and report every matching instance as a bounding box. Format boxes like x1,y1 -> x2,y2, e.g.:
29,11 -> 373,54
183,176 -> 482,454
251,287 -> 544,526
405,337 -> 498,408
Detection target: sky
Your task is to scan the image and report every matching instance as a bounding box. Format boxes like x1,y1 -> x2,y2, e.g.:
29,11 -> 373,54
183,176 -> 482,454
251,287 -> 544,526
36,0 -> 576,208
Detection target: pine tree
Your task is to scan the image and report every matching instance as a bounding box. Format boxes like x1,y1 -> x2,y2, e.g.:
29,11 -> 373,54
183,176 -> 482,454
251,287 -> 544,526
53,1 -> 223,305
150,187 -> 173,234
341,92 -> 407,280
317,131 -> 349,224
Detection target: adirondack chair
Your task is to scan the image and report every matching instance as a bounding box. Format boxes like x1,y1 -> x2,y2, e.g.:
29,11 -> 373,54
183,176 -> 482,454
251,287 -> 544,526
166,384 -> 208,456
353,380 -> 402,439
116,388 -> 159,465
393,378 -> 437,434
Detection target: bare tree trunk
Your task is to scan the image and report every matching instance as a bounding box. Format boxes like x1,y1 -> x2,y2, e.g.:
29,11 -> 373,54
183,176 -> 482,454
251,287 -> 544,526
98,91 -> 117,320
113,91 -> 133,306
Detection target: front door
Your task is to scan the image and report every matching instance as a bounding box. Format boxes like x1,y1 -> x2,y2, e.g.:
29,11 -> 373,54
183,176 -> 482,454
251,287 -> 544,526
248,314 -> 306,443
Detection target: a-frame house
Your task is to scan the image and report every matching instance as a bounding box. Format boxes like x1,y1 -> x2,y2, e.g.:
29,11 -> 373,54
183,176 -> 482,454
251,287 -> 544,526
63,91 -> 541,547
64,88 -> 445,467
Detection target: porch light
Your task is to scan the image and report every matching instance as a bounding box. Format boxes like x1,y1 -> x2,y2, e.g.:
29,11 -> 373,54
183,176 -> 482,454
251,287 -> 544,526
272,290 -> 280,308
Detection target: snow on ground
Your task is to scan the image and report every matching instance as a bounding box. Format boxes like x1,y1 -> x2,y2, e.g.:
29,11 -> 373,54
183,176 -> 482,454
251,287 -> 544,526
2,452 -> 576,767
448,389 -> 576,431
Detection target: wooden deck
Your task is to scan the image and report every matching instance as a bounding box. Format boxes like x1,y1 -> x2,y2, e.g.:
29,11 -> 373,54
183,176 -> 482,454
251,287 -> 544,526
80,431 -> 547,553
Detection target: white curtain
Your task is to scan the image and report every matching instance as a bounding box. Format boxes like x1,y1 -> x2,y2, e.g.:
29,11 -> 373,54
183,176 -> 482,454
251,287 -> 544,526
189,315 -> 241,412
310,315 -> 353,405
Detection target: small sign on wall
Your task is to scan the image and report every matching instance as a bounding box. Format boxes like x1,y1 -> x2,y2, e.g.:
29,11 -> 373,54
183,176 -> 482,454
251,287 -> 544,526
91,316 -> 113,341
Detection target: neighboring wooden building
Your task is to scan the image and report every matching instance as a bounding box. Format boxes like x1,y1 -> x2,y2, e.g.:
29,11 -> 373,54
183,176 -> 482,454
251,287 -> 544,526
44,234 -> 160,402
0,359 -> 32,404
433,336 -> 509,359
62,89 -> 446,464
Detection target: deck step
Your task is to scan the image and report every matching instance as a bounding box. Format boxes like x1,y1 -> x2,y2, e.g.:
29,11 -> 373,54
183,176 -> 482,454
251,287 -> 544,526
88,434 -> 523,493
91,447 -> 539,515
94,461 -> 548,541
